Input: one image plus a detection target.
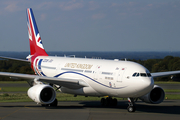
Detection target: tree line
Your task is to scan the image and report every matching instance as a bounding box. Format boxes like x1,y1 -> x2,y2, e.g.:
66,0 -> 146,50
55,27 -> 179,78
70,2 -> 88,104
0,56 -> 180,81
132,56 -> 180,81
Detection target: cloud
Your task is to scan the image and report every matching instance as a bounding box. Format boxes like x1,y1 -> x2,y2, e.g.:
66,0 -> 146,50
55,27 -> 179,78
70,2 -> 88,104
4,1 -> 21,12
59,0 -> 84,11
1,0 -> 30,14
40,13 -> 47,20
88,1 -> 99,10
92,13 -> 106,20
36,2 -> 54,10
147,4 -> 153,7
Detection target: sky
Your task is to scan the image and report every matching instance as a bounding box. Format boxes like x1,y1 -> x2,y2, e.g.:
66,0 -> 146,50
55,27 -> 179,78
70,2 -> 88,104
0,0 -> 180,52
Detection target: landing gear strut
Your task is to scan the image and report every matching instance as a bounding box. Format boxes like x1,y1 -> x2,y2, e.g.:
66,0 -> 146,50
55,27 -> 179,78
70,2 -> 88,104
101,97 -> 117,106
127,98 -> 136,112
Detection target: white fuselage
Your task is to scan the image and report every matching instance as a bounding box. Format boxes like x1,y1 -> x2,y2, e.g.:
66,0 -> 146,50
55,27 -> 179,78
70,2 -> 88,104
33,56 -> 154,98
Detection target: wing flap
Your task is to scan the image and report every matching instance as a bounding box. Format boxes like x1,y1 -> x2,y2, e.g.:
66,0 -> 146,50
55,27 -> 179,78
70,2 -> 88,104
0,72 -> 88,89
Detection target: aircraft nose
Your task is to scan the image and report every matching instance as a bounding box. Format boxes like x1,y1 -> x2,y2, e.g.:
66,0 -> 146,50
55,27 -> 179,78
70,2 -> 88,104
144,77 -> 154,92
136,77 -> 154,96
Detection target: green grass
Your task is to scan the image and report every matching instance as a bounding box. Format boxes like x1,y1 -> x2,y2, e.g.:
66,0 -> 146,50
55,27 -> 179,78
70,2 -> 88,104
0,81 -> 27,84
154,81 -> 180,84
0,92 -> 127,103
0,81 -> 180,102
164,94 -> 180,100
0,92 -> 180,103
0,87 -> 28,92
0,93 -> 31,102
164,89 -> 180,92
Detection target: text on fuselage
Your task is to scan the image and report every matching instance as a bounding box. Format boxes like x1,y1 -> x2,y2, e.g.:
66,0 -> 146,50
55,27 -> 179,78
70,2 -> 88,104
64,63 -> 93,69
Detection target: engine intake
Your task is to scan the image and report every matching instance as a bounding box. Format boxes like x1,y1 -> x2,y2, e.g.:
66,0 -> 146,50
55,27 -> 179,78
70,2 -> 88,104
28,84 -> 56,104
139,85 -> 165,104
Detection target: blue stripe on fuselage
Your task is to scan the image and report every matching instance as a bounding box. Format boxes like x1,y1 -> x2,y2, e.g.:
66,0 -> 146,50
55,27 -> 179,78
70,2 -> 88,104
54,71 -> 127,89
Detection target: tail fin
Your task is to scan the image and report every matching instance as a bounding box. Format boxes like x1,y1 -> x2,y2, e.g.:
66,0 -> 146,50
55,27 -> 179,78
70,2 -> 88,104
26,8 -> 48,56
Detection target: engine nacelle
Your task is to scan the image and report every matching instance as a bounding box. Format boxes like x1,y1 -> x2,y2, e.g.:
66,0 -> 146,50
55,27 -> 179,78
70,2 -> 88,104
27,84 -> 56,104
139,85 -> 165,104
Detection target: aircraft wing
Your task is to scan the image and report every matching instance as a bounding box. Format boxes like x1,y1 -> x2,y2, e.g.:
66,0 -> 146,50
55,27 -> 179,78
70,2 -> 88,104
0,56 -> 29,62
0,72 -> 88,89
151,70 -> 180,78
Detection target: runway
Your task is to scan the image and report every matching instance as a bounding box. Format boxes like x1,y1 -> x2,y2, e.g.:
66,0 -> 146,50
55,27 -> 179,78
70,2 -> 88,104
0,100 -> 180,120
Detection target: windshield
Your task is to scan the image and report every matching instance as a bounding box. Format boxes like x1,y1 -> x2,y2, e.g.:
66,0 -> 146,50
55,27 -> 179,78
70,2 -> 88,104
132,72 -> 151,77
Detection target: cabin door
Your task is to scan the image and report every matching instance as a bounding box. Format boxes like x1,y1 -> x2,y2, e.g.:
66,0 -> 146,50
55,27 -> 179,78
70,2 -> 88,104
117,68 -> 126,82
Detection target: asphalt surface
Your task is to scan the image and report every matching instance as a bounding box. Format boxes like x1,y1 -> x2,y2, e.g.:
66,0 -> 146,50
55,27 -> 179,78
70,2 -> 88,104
0,100 -> 180,120
0,83 -> 180,120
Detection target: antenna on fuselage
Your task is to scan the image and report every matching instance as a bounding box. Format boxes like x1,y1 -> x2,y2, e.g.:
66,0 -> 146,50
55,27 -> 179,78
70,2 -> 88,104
67,55 -> 75,58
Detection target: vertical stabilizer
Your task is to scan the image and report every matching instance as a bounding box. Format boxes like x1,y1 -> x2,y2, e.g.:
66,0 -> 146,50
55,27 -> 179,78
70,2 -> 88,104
27,8 -> 48,56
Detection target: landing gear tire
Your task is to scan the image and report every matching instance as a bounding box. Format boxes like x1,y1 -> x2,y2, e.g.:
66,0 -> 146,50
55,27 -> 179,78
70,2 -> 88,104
41,104 -> 49,107
101,97 -> 117,106
112,98 -> 117,106
101,98 -> 105,106
105,97 -> 110,106
127,106 -> 136,112
50,99 -> 58,107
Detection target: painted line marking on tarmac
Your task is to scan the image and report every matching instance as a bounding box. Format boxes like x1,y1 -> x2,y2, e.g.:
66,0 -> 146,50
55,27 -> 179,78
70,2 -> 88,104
0,107 -> 22,120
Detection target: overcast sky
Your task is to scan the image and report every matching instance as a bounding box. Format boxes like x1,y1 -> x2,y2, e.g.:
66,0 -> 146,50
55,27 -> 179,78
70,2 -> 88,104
0,0 -> 180,52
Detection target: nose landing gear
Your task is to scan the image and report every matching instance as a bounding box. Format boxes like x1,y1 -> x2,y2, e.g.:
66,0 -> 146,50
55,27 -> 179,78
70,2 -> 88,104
127,98 -> 136,112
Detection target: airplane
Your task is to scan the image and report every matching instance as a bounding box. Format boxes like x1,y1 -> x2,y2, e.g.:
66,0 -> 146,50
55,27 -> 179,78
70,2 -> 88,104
0,8 -> 180,112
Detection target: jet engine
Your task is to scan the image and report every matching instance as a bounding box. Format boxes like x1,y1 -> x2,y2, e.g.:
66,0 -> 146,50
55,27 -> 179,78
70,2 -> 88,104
27,84 -> 56,104
139,85 -> 165,104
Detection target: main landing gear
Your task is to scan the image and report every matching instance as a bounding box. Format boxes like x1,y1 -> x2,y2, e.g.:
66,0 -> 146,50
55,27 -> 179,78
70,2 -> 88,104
127,98 -> 136,112
41,98 -> 58,107
101,97 -> 117,106
101,97 -> 136,112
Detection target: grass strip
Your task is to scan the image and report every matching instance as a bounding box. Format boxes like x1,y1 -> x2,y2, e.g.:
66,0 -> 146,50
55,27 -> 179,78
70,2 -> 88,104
0,87 -> 28,92
164,94 -> 180,100
154,81 -> 180,84
0,93 -> 31,102
0,93 -> 127,103
0,92 -> 180,103
1,87 -> 180,93
0,81 -> 27,84
164,89 -> 180,92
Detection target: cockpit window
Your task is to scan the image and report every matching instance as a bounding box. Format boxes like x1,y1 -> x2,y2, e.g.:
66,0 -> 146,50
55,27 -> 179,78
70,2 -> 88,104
136,73 -> 139,77
140,73 -> 147,77
132,72 -> 151,77
147,73 -> 151,77
132,73 -> 137,76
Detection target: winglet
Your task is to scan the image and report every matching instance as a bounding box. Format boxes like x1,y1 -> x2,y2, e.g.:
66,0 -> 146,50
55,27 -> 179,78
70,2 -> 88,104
26,8 -> 48,56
